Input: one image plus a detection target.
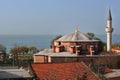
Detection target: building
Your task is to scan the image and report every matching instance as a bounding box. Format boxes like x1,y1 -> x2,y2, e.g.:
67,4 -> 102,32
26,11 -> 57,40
31,62 -> 99,80
33,28 -> 102,63
112,44 -> 120,53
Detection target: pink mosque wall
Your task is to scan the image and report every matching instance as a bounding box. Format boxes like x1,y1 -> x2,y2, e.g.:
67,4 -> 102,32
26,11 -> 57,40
53,41 -> 100,55
34,55 -> 48,63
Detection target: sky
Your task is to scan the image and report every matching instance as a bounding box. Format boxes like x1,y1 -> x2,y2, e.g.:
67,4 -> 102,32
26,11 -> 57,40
0,0 -> 120,35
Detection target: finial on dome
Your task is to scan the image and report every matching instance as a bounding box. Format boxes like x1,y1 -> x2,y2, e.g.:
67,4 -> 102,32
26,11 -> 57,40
75,25 -> 79,32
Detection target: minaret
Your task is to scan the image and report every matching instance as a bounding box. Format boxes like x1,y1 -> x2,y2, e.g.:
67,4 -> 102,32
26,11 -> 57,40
105,8 -> 114,52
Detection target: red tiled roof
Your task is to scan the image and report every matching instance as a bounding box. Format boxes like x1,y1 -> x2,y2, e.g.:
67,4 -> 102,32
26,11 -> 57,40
31,62 -> 99,80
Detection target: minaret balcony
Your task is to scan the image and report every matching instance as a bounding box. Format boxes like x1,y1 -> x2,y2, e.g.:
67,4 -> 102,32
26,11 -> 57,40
105,27 -> 113,33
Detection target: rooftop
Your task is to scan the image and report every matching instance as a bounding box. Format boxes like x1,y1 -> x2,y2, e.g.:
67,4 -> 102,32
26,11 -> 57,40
34,48 -> 77,57
57,27 -> 99,42
104,69 -> 120,79
31,62 -> 99,80
0,68 -> 32,79
35,48 -> 120,57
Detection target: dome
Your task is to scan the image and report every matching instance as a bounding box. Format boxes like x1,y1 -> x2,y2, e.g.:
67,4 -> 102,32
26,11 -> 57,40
57,28 -> 98,42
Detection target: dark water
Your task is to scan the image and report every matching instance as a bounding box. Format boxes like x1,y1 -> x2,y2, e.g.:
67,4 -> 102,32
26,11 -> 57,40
0,35 -> 56,52
0,34 -> 120,52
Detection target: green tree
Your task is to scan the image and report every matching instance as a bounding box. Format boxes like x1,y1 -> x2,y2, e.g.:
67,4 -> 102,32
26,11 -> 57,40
86,32 -> 95,39
17,46 -> 28,54
51,35 -> 62,45
28,46 -> 37,54
86,32 -> 106,52
10,46 -> 28,60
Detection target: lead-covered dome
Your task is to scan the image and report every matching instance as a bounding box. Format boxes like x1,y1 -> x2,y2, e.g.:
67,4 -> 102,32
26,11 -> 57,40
57,28 -> 98,42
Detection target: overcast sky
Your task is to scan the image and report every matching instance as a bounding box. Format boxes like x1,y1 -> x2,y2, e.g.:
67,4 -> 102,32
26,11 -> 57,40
0,0 -> 119,35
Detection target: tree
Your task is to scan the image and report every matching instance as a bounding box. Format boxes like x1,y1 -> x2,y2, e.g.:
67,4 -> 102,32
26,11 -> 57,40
0,44 -> 6,61
51,35 -> 62,45
0,44 -> 6,53
86,32 -> 106,52
10,46 -> 28,63
28,46 -> 37,54
86,32 -> 95,39
10,47 -> 18,65
17,46 -> 28,54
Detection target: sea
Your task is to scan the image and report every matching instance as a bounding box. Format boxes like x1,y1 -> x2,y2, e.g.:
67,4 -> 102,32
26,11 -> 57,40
0,34 -> 120,52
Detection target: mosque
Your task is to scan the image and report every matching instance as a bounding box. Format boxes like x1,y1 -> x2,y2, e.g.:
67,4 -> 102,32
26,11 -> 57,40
33,9 -> 114,63
52,27 -> 101,55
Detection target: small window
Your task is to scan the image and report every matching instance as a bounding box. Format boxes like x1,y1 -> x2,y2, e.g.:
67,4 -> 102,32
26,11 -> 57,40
58,42 -> 61,45
82,44 -> 86,50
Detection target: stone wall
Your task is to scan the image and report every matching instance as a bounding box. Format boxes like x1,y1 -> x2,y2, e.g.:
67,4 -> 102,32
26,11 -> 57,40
50,55 -> 120,69
53,41 -> 101,55
34,55 -> 48,63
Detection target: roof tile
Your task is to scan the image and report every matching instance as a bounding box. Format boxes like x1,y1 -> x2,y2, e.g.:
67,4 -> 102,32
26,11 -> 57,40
31,62 -> 99,80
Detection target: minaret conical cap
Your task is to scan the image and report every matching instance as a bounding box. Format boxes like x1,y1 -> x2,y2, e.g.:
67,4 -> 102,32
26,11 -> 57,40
108,8 -> 112,20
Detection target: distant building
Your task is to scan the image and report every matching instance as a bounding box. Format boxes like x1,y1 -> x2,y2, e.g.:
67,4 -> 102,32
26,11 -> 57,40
112,48 -> 120,53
